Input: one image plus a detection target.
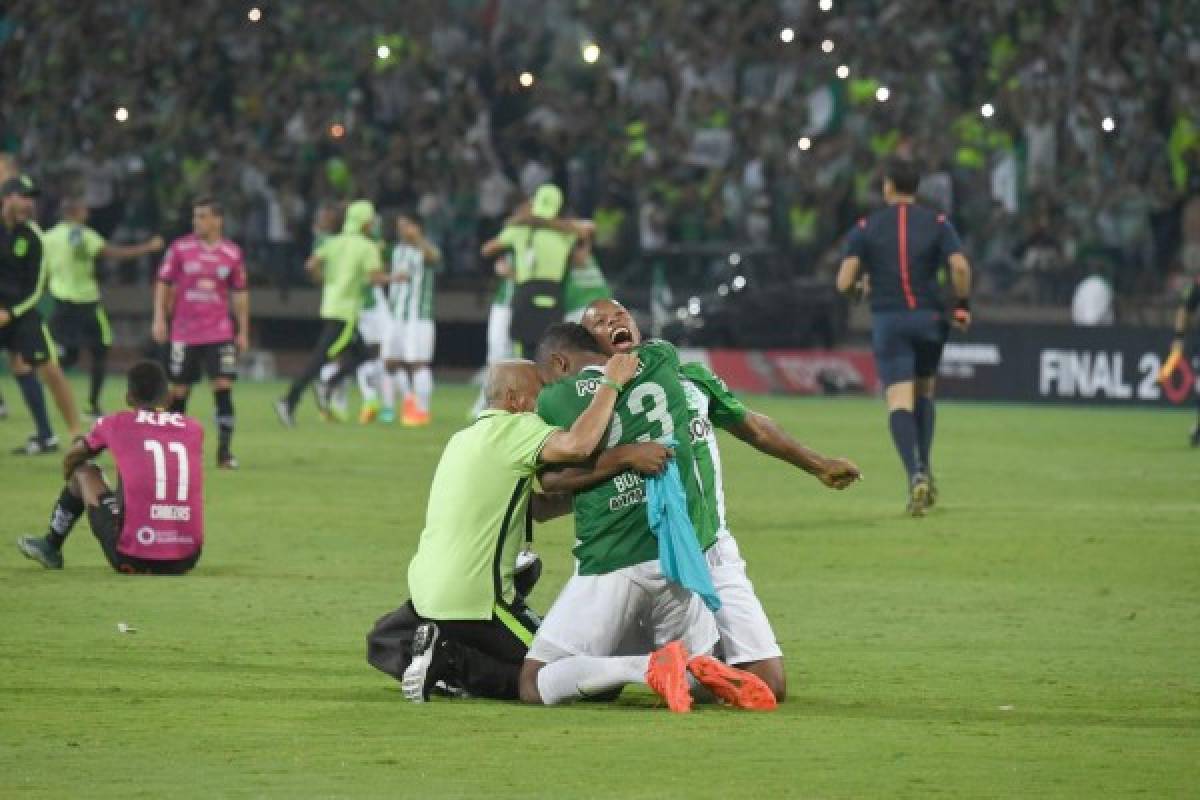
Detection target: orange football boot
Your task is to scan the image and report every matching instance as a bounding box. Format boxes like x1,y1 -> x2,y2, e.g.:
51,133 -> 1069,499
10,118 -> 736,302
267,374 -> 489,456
687,655 -> 777,711
645,641 -> 692,713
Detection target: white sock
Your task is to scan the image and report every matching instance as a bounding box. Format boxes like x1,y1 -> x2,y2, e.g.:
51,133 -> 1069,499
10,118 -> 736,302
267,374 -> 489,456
357,359 -> 379,404
392,367 -> 412,400
413,366 -> 433,412
380,371 -> 396,410
535,655 -> 649,705
319,363 -> 338,383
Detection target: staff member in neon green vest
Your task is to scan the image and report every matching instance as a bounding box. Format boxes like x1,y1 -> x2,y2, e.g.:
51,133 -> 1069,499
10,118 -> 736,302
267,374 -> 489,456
43,197 -> 164,416
481,185 -> 588,357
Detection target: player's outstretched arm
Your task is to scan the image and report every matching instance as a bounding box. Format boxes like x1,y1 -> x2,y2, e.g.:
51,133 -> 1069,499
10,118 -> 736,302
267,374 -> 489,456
835,256 -> 862,295
102,236 -> 164,261
730,411 -> 861,490
151,280 -> 171,343
539,442 -> 671,494
531,492 -> 573,522
540,354 -> 638,464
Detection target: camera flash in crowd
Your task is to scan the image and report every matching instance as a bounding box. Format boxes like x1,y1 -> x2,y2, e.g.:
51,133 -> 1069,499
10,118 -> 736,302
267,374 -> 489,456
819,0 -> 834,11
330,123 -> 346,139
377,45 -> 391,60
1102,116 -> 1116,133
114,107 -> 129,123
519,71 -> 535,88
981,103 -> 995,118
780,27 -> 795,44
822,39 -> 835,53
836,64 -> 850,79
247,7 -> 262,22
797,137 -> 812,151
876,86 -> 890,103
582,43 -> 600,63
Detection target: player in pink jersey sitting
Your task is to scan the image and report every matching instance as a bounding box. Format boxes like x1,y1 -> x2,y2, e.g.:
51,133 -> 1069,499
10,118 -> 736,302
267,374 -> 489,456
152,197 -> 249,470
17,361 -> 205,575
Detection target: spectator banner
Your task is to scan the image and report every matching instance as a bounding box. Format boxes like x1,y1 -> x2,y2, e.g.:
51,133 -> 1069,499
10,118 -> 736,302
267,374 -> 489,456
680,348 -> 879,396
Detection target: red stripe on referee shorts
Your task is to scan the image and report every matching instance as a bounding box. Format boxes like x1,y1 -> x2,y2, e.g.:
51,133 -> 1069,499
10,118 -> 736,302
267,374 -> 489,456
897,204 -> 916,309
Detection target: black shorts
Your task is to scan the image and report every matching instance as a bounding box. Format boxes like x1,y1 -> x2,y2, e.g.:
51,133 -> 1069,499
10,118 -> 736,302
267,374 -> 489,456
417,598 -> 540,665
0,309 -> 55,366
50,299 -> 112,349
167,340 -> 238,385
315,318 -> 367,362
870,309 -> 950,387
88,490 -> 199,575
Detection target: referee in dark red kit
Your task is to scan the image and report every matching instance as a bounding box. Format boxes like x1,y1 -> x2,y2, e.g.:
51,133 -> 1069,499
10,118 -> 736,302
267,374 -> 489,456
836,158 -> 973,516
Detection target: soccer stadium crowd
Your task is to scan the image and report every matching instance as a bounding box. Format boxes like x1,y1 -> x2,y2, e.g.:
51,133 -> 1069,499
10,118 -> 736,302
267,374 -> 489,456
3,0 -> 1200,304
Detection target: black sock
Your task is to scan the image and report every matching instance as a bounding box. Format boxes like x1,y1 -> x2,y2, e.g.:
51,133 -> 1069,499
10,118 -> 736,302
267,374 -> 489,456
46,487 -> 86,549
888,409 -> 922,480
214,388 -> 234,456
168,393 -> 188,414
914,396 -> 935,475
442,640 -> 521,700
16,372 -> 54,440
89,347 -> 109,409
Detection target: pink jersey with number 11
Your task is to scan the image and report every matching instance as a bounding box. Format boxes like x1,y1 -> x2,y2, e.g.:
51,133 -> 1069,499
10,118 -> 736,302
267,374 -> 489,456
157,234 -> 246,345
85,410 -> 205,560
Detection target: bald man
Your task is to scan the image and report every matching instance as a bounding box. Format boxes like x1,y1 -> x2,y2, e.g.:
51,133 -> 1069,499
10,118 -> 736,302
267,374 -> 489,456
394,355 -> 672,703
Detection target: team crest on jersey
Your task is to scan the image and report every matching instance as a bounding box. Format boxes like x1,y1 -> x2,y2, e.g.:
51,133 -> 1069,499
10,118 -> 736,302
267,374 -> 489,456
689,416 -> 712,443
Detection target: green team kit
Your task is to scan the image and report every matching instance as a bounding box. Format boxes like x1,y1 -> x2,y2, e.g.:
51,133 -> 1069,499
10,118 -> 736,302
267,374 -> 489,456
537,340 -> 716,575
678,361 -> 748,536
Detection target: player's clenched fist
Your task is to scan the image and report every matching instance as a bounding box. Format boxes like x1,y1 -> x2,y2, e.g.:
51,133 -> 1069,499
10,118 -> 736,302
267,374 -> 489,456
816,457 -> 862,490
623,442 -> 672,476
604,353 -> 639,387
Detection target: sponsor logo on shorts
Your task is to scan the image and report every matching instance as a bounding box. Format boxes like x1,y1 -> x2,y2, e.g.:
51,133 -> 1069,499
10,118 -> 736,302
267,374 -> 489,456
135,526 -> 194,546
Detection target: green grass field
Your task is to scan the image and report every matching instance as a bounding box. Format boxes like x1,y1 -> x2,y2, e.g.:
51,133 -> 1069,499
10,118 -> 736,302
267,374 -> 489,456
1,379 -> 1197,798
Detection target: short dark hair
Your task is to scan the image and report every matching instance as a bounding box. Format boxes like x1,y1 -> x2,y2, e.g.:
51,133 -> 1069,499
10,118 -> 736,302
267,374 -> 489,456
885,158 -> 921,195
193,196 -> 224,216
535,322 -> 604,366
127,360 -> 169,407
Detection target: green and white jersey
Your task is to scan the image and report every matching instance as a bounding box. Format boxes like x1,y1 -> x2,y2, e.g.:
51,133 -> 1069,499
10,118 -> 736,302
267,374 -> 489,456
361,282 -> 386,313
562,256 -> 612,315
537,339 -> 716,576
389,242 -> 436,321
679,362 -> 748,536
42,222 -> 106,303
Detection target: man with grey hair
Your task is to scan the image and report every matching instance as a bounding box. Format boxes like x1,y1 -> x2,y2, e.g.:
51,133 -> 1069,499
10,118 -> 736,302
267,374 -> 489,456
376,354 -> 671,702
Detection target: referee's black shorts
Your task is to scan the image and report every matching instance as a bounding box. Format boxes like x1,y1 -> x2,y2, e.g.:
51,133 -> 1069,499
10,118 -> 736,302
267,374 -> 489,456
50,299 -> 112,350
0,309 -> 55,366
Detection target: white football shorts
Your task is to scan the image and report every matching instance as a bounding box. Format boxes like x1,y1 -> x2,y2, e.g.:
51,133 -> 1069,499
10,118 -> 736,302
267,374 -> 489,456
527,559 -> 718,664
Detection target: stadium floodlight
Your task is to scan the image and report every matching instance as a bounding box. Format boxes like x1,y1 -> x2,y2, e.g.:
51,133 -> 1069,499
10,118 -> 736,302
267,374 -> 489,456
1102,116 -> 1116,132
582,42 -> 601,63
114,107 -> 129,123
780,27 -> 795,43
377,45 -> 391,60
519,71 -> 535,88
981,103 -> 995,118
797,137 -> 812,151
729,252 -> 742,266
687,297 -> 702,316
875,86 -> 890,103
732,275 -> 747,291
247,7 -> 262,22
822,39 -> 835,53
836,64 -> 850,79
819,0 -> 834,11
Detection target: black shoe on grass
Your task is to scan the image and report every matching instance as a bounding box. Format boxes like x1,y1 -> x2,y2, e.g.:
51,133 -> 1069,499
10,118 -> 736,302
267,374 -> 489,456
402,623 -> 448,703
17,535 -> 63,569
